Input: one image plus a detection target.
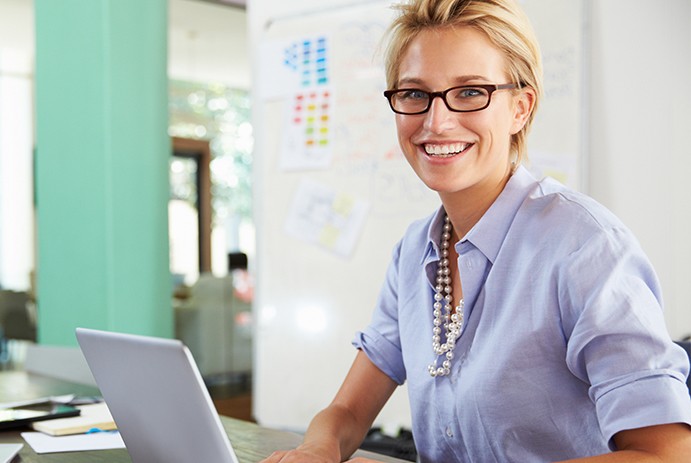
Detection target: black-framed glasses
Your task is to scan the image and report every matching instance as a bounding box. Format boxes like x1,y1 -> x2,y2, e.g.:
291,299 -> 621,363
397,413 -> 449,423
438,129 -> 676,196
383,83 -> 518,115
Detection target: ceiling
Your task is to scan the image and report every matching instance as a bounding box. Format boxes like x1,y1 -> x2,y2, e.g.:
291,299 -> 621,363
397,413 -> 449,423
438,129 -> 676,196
0,0 -> 251,88
168,0 -> 250,88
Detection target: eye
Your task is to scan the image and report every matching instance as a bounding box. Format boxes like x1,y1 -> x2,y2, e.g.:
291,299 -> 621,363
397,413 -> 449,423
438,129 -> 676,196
450,87 -> 487,100
397,89 -> 429,101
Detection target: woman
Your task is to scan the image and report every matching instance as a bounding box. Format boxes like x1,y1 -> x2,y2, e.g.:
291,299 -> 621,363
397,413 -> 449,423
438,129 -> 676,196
262,0 -> 691,461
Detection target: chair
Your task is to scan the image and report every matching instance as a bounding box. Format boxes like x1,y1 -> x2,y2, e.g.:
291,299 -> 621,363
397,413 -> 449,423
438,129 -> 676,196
0,290 -> 36,367
0,290 -> 36,340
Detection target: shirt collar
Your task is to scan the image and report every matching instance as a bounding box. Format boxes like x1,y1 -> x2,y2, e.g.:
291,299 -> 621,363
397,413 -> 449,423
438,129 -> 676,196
423,165 -> 537,264
422,207 -> 448,264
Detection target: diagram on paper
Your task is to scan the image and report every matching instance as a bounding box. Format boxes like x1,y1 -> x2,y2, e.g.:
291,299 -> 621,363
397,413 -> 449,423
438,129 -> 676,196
257,35 -> 330,99
280,89 -> 333,170
284,178 -> 369,258
282,36 -> 329,87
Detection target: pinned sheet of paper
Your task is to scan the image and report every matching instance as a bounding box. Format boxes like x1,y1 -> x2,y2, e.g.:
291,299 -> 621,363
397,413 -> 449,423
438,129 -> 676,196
257,35 -> 331,100
284,178 -> 369,258
280,88 -> 333,171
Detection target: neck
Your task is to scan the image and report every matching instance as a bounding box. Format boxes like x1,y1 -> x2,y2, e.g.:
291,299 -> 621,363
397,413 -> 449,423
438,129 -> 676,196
440,169 -> 513,239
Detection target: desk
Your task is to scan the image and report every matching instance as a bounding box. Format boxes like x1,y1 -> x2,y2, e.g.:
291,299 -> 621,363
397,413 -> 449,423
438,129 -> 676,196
0,371 -> 408,463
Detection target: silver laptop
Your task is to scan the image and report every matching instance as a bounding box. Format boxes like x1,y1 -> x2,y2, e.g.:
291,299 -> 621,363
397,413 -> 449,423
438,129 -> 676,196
76,328 -> 239,463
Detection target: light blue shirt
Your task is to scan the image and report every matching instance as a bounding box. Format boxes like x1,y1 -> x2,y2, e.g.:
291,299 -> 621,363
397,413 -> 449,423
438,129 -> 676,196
353,166 -> 691,462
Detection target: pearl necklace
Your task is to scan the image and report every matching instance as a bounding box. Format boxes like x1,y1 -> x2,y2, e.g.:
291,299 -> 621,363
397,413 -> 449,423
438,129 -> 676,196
428,215 -> 464,377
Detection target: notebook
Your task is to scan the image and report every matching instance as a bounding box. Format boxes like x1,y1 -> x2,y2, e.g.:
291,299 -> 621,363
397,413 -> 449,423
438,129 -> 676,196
31,402 -> 117,436
75,328 -> 240,463
0,443 -> 22,463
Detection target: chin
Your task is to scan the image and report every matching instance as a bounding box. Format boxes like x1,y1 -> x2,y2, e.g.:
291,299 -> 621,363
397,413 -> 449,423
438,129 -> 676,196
420,178 -> 468,195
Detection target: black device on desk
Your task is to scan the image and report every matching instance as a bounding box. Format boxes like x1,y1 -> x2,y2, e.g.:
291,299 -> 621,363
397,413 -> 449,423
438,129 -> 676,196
0,402 -> 80,430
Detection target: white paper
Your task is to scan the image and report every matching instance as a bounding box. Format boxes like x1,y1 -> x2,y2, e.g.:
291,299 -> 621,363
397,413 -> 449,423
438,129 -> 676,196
284,178 -> 369,258
21,431 -> 125,454
0,443 -> 23,463
257,35 -> 331,101
279,87 -> 334,171
527,149 -> 579,188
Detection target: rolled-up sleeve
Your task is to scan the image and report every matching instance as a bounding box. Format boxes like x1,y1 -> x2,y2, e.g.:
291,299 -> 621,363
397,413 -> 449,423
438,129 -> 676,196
352,240 -> 407,385
559,226 -> 691,448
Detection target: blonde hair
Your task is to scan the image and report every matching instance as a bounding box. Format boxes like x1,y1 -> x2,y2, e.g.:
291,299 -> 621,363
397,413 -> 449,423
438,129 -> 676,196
384,0 -> 543,164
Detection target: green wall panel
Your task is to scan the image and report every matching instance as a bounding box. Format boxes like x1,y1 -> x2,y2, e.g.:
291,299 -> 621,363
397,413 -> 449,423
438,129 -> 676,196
34,0 -> 172,345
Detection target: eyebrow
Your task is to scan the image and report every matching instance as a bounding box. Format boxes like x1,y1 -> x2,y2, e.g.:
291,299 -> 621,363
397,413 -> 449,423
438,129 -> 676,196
396,75 -> 492,88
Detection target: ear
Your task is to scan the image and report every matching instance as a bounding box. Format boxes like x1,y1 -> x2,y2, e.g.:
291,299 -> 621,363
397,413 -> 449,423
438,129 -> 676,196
509,86 -> 536,135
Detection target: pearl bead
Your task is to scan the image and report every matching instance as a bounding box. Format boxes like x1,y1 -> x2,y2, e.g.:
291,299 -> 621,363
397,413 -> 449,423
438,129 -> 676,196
428,214 -> 465,378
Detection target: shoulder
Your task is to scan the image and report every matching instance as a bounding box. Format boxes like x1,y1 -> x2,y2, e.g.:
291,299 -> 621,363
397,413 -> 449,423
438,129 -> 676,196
520,177 -> 632,241
499,176 -> 653,274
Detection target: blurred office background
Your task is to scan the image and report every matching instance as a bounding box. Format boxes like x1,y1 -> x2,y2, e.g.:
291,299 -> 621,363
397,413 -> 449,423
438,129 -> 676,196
0,0 -> 254,421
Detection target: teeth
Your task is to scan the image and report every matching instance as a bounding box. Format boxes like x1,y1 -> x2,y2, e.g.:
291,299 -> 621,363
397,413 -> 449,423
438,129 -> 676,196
424,143 -> 469,157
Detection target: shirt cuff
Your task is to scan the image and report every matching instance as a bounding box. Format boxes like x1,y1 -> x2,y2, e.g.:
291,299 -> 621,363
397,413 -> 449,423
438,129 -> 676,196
595,372 -> 691,450
352,329 -> 406,385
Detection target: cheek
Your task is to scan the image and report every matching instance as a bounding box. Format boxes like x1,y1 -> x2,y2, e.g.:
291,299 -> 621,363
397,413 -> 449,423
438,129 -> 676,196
474,109 -> 514,145
395,115 -> 419,142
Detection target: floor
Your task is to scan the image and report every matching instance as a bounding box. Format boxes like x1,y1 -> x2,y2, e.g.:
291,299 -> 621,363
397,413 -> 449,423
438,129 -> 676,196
206,371 -> 254,422
213,393 -> 254,422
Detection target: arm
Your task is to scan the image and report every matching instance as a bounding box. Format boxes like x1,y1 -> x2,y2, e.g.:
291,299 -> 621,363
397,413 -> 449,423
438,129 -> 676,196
558,423 -> 691,463
261,350 -> 398,463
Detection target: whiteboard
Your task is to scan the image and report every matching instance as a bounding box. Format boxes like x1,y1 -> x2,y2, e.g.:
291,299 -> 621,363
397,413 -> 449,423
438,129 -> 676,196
253,0 -> 586,431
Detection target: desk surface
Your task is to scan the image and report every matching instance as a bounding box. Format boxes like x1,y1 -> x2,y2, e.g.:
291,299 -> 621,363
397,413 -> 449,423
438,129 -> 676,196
0,371 -> 408,463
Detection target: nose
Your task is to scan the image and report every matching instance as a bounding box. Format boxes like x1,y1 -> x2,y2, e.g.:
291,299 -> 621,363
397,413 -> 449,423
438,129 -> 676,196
423,95 -> 457,133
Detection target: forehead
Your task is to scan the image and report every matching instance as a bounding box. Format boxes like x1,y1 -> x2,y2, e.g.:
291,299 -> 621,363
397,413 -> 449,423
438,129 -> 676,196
397,27 -> 509,86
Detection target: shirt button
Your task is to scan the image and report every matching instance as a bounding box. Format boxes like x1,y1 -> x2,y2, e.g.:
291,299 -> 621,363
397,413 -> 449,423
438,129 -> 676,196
446,427 -> 453,438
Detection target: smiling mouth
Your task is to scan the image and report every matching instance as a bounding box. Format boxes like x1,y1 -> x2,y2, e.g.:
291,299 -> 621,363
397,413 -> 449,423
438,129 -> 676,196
423,142 -> 472,158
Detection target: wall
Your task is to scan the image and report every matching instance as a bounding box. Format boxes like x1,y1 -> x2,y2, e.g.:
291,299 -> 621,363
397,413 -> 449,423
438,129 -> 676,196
34,0 -> 172,344
248,0 -> 691,430
588,0 -> 691,340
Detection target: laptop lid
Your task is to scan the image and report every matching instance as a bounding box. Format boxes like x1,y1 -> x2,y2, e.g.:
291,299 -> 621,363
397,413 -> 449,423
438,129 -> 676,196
75,328 -> 239,463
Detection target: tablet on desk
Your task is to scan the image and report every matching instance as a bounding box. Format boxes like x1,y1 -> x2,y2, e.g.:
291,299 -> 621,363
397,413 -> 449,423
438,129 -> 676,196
0,402 -> 80,430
